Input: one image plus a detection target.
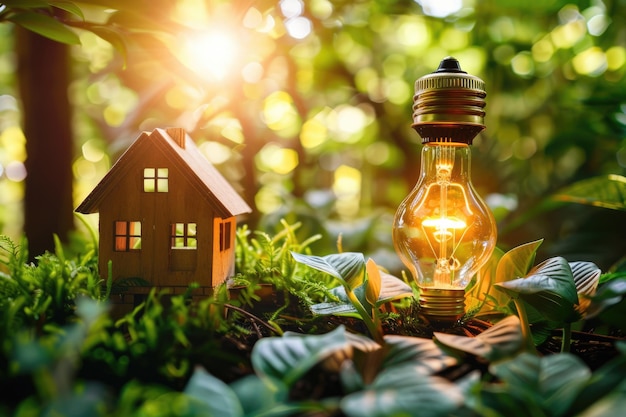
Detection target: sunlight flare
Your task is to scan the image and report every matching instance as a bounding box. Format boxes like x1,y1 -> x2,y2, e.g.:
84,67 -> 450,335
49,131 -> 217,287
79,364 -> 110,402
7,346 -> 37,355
180,30 -> 240,81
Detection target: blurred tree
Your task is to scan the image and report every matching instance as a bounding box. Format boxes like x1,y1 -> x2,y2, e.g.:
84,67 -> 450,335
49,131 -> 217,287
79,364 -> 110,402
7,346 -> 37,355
16,27 -> 74,257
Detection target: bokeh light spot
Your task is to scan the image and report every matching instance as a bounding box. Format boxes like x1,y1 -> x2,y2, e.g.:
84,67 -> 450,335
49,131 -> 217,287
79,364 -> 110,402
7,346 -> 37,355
6,161 -> 26,182
572,47 -> 607,76
511,51 -> 534,77
285,17 -> 312,39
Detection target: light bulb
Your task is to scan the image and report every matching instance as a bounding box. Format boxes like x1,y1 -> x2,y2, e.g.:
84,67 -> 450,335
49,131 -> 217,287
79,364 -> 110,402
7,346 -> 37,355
393,57 -> 497,324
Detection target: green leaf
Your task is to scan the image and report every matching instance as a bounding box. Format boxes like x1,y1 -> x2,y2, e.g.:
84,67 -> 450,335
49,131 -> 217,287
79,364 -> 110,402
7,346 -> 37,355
229,375 -> 288,417
311,300 -> 358,316
587,278 -> 626,322
435,315 -> 523,361
87,25 -> 127,65
382,334 -> 457,375
291,252 -> 366,290
50,1 -> 84,20
184,367 -> 244,417
8,12 -> 80,44
490,352 -> 591,417
251,325 -> 351,387
496,239 -> 543,287
496,257 -> 579,322
317,283 -> 369,314
570,261 -> 601,315
341,366 -> 463,417
552,174 -> 626,211
571,354 -> 626,414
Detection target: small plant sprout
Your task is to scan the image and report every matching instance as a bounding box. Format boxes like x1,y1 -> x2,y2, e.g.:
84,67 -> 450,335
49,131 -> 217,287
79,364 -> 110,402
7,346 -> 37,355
291,252 -> 413,343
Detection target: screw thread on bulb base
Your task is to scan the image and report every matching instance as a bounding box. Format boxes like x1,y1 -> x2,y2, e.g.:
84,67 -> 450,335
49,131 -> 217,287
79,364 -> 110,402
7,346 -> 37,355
418,287 -> 466,325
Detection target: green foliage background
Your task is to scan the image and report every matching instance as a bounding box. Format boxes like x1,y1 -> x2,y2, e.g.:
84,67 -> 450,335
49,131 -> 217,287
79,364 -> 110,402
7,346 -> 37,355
0,0 -> 624,269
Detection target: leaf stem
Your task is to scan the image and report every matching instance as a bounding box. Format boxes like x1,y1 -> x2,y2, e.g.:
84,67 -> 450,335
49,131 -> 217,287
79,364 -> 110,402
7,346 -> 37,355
345,289 -> 383,344
561,323 -> 571,353
513,298 -> 537,354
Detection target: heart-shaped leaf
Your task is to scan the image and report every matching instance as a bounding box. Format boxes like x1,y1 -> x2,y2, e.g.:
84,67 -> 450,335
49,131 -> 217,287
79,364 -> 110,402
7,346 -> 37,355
341,366 -> 463,417
382,335 -> 457,375
292,252 -> 365,290
495,239 -> 543,284
552,174 -> 626,211
310,264 -> 412,316
229,374 -> 289,416
9,12 -> 80,45
570,261 -> 601,315
184,367 -> 244,417
569,350 -> 626,413
251,325 -> 351,387
490,353 -> 591,417
496,257 -> 579,322
586,278 -> 626,319
434,315 -> 523,361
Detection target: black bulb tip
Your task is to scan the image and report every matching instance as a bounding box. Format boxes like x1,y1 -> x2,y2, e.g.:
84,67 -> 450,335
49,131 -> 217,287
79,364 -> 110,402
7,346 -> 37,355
435,57 -> 466,73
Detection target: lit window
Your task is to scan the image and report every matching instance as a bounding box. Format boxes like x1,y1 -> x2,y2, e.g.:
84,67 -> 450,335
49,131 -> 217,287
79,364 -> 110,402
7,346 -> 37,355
144,168 -> 169,192
114,221 -> 141,251
219,220 -> 232,251
171,223 -> 197,249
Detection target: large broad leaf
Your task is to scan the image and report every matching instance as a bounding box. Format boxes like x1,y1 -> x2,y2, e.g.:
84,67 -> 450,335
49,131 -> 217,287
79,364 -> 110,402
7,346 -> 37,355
251,325 -> 352,388
570,350 -> 626,414
552,174 -> 626,211
382,335 -> 457,375
570,261 -> 601,315
8,11 -> 80,44
490,353 -> 591,417
496,257 -> 579,322
291,252 -> 366,290
184,367 -> 244,417
496,240 -> 543,283
434,315 -> 523,362
310,258 -> 412,316
587,279 -> 626,330
229,375 -> 290,417
341,366 -> 463,417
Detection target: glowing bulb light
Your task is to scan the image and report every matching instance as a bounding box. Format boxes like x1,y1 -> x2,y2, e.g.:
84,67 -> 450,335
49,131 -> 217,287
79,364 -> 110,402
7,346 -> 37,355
393,57 -> 497,324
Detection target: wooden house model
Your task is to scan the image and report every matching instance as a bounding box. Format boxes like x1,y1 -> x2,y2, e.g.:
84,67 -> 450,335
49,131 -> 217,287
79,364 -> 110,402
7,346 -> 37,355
76,128 -> 251,305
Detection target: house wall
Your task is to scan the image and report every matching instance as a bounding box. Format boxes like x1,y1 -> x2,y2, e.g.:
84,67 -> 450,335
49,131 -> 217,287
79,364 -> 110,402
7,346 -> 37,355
98,151 -> 219,289
211,216 -> 237,287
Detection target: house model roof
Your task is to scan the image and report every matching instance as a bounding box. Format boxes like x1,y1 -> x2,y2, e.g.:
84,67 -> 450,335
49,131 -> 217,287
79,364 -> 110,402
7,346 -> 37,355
76,128 -> 252,217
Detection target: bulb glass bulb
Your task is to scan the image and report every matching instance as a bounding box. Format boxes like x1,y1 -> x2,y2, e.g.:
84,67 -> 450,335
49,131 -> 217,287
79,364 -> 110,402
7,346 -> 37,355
393,141 -> 496,322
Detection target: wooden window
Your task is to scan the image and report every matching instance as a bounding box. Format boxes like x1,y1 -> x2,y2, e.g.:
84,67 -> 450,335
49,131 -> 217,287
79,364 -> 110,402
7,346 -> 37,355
171,223 -> 197,249
114,221 -> 141,251
143,168 -> 168,192
219,219 -> 232,251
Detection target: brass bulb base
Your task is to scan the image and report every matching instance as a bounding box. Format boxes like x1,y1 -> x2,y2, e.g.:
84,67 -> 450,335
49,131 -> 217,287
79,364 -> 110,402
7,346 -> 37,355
418,287 -> 466,324
412,57 -> 486,145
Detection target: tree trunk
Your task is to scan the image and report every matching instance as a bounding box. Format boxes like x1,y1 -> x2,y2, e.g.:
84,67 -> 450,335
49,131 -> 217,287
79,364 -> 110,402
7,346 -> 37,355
16,28 -> 74,258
